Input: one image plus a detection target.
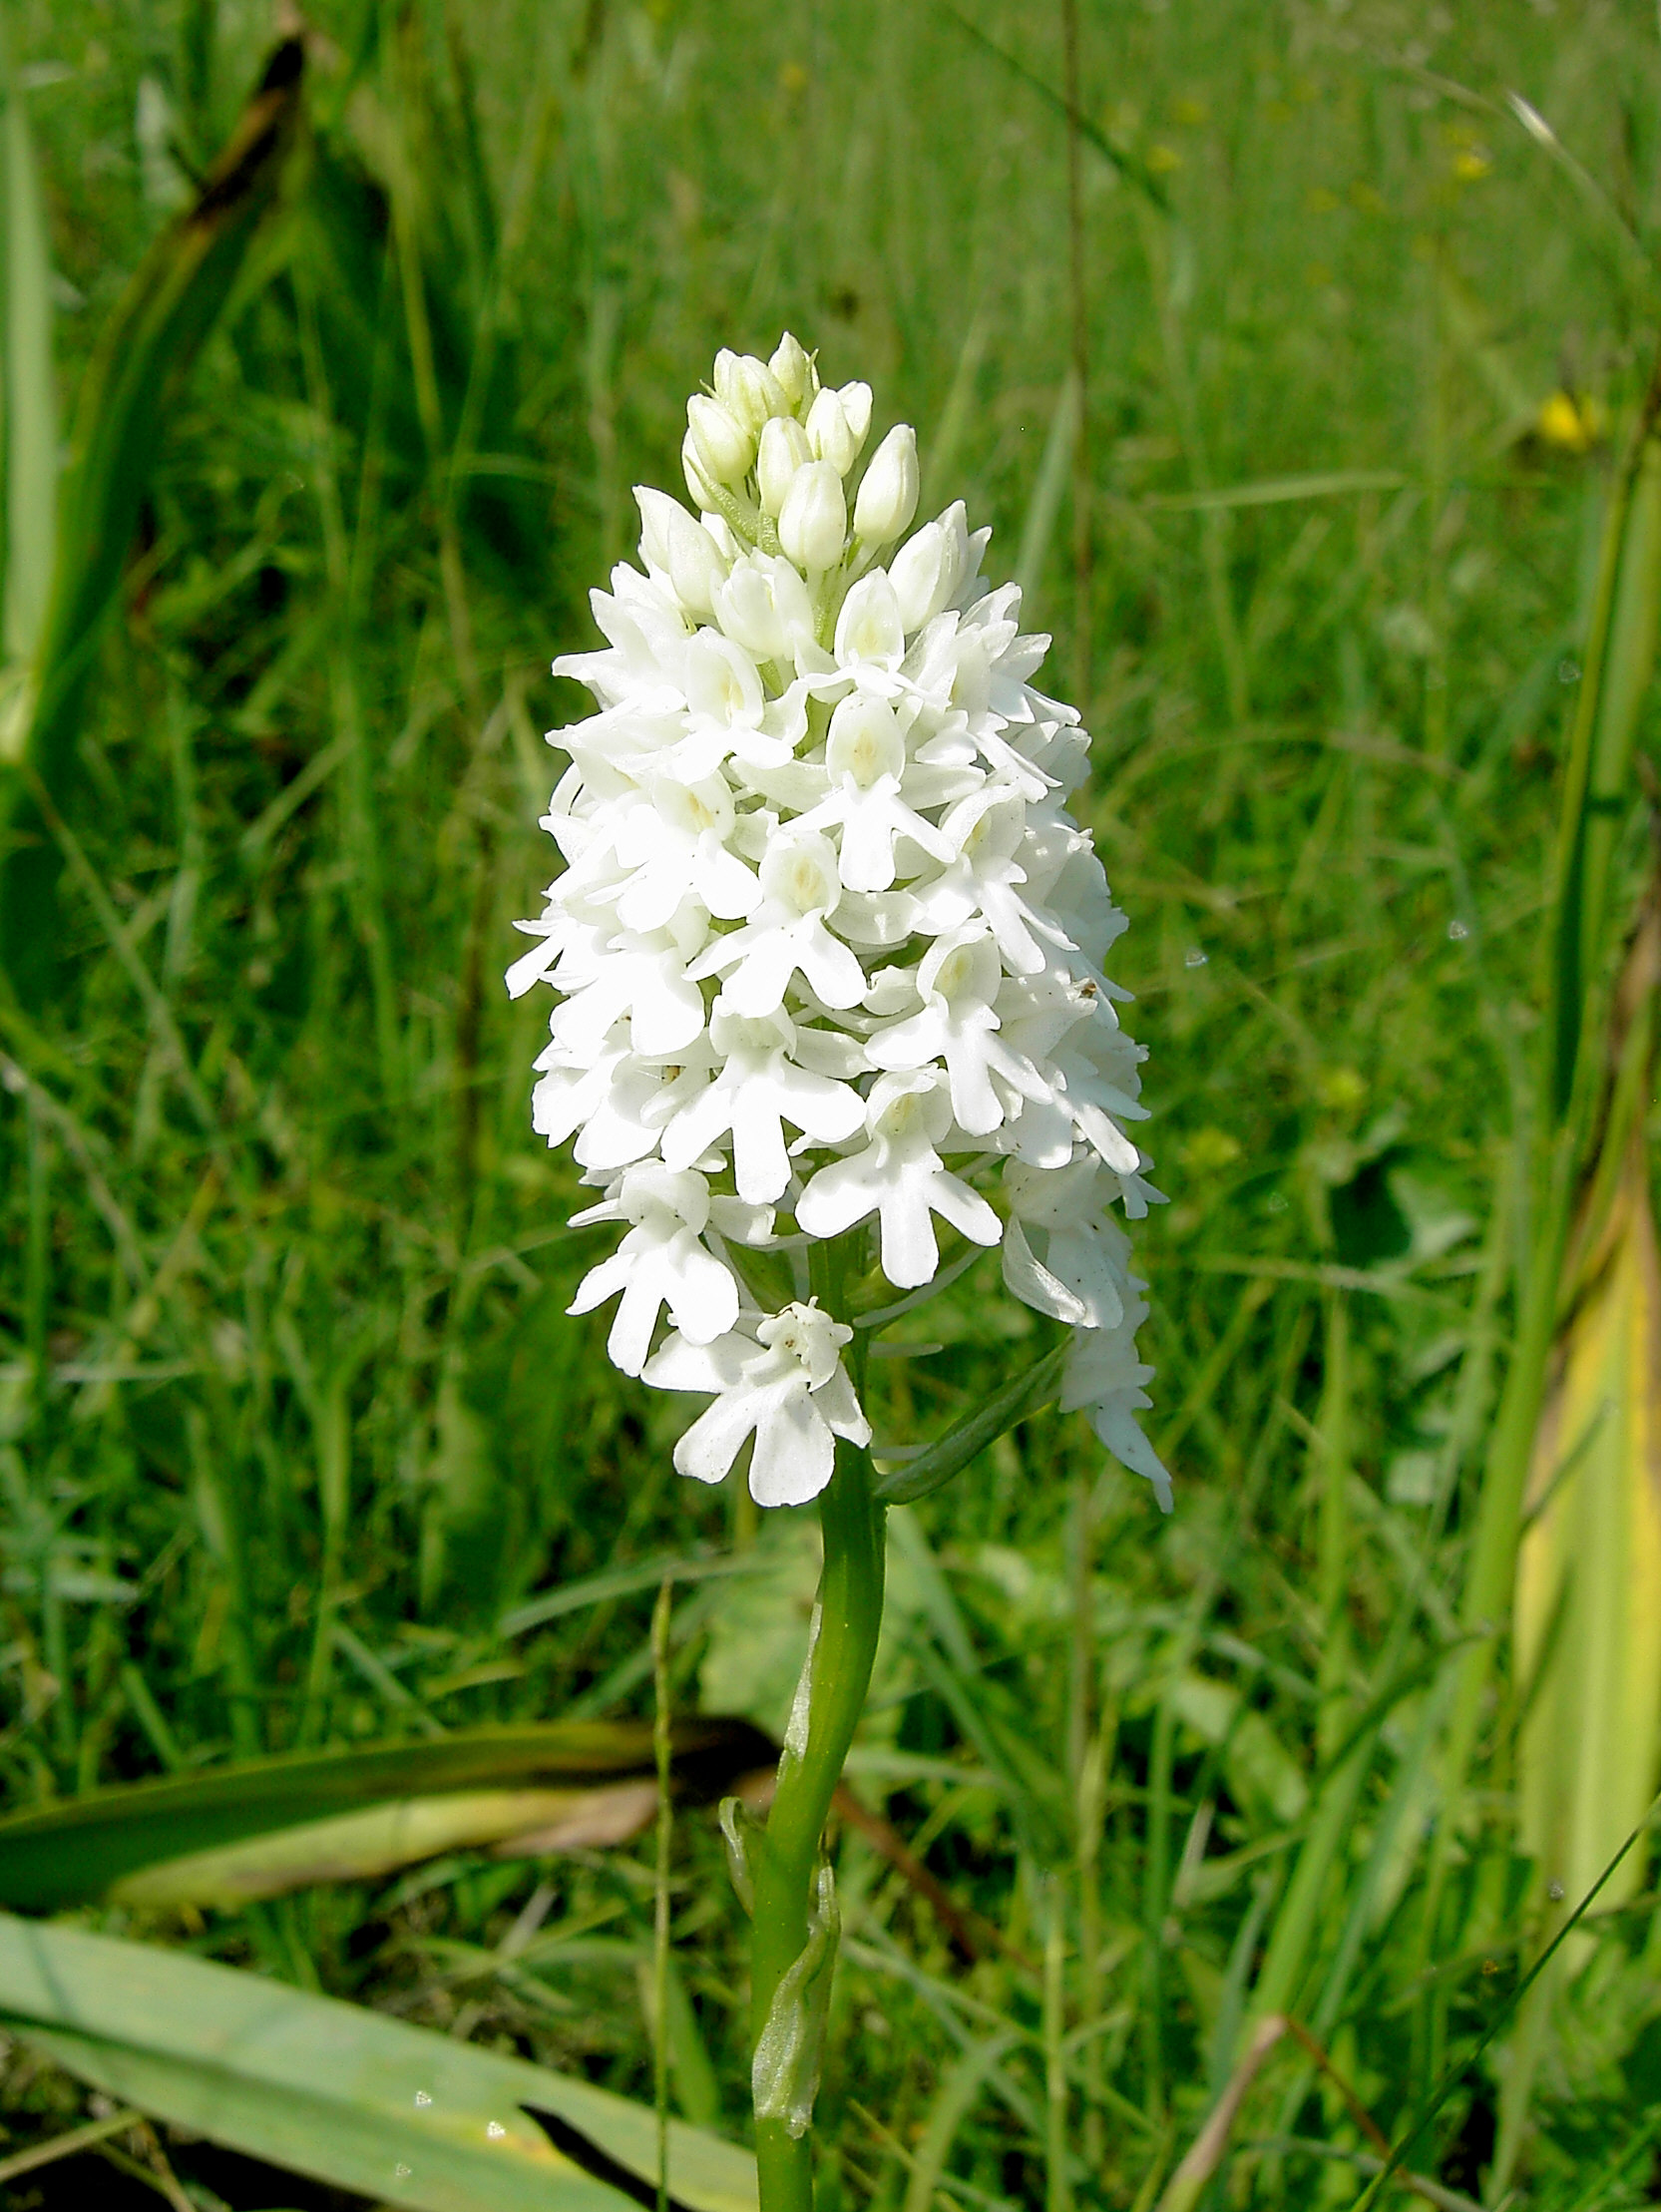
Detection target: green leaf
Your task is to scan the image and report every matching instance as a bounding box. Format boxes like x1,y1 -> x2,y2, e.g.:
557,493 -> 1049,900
0,37 -> 305,1002
0,1718 -> 774,1911
0,1910 -> 756,2212
874,1342 -> 1068,1506
0,9 -> 58,667
1547,402 -> 1661,1121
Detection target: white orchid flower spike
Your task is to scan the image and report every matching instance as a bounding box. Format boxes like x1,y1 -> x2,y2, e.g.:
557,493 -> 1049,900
511,335 -> 1168,1511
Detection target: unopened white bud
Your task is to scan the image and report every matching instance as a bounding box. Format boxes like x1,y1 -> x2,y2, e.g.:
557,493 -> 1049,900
714,349 -> 789,437
681,429 -> 714,507
686,394 -> 755,486
888,501 -> 970,632
805,388 -> 858,474
777,461 -> 847,572
757,415 -> 813,517
837,381 -> 873,450
635,486 -> 728,620
852,423 -> 920,544
769,330 -> 814,409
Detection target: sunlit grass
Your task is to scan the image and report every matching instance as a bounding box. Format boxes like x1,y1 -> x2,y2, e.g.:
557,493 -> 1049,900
4,1 -> 1661,2205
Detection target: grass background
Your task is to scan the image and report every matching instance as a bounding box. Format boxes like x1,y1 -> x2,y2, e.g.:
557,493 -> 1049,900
4,0 -> 1661,2204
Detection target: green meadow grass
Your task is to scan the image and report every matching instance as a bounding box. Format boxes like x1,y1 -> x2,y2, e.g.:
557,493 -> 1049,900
4,1 -> 1661,2205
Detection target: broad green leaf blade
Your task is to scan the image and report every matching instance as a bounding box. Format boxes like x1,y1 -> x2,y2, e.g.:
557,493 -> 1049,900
1499,914 -> 1661,2183
1517,1127 -> 1661,1929
0,37 -> 305,1001
112,1783 -> 663,1908
0,1912 -> 755,2212
0,1718 -> 774,1911
874,1342 -> 1067,1505
0,10 -> 58,667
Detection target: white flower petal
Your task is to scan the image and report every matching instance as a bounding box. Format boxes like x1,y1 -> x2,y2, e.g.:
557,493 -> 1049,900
750,1383 -> 836,1506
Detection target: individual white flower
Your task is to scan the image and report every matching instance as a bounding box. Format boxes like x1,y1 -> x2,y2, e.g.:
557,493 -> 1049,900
644,1301 -> 871,1506
806,383 -> 872,473
796,1072 -> 1001,1289
542,929 -> 707,1061
512,333 -> 1167,1510
833,573 -> 908,682
798,693 -> 955,893
865,925 -> 1049,1136
1001,1157 -> 1129,1331
910,787 -> 1056,974
659,1004 -> 865,1205
768,330 -> 816,408
712,552 -> 820,668
568,1166 -> 739,1376
610,773 -> 760,932
688,831 -> 866,1016
1059,1285 -> 1171,1512
888,503 -> 972,632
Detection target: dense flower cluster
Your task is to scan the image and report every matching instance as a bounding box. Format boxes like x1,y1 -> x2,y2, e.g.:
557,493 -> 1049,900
511,335 -> 1168,1510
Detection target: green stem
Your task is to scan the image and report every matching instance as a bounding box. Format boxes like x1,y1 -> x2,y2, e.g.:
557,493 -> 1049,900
748,1438 -> 886,2212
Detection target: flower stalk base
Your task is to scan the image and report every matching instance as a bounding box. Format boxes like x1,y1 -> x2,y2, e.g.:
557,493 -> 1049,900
747,1442 -> 886,2212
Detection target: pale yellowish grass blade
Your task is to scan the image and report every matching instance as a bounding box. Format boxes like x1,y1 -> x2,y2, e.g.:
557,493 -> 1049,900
1494,899 -> 1661,2184
1516,1151 -> 1661,1919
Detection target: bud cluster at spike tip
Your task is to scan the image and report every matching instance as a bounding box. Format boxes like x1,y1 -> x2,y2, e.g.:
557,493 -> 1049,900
509,335 -> 1170,1512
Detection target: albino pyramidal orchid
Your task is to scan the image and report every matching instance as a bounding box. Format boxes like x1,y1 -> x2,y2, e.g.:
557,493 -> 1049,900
510,332 -> 1167,1519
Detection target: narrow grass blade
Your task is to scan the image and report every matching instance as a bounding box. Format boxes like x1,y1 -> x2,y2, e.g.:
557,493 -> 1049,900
1347,1804 -> 1657,2211
1155,2014 -> 1287,2212
115,1785 -> 667,1908
0,38 -> 305,1001
1143,471 -> 1409,513
0,1912 -> 756,2212
938,6 -> 1171,212
1016,372 -> 1080,609
0,11 -> 58,668
1547,391 -> 1661,1118
0,1718 -> 774,1910
1245,1649 -> 1447,2037
899,2028 -> 1020,2212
